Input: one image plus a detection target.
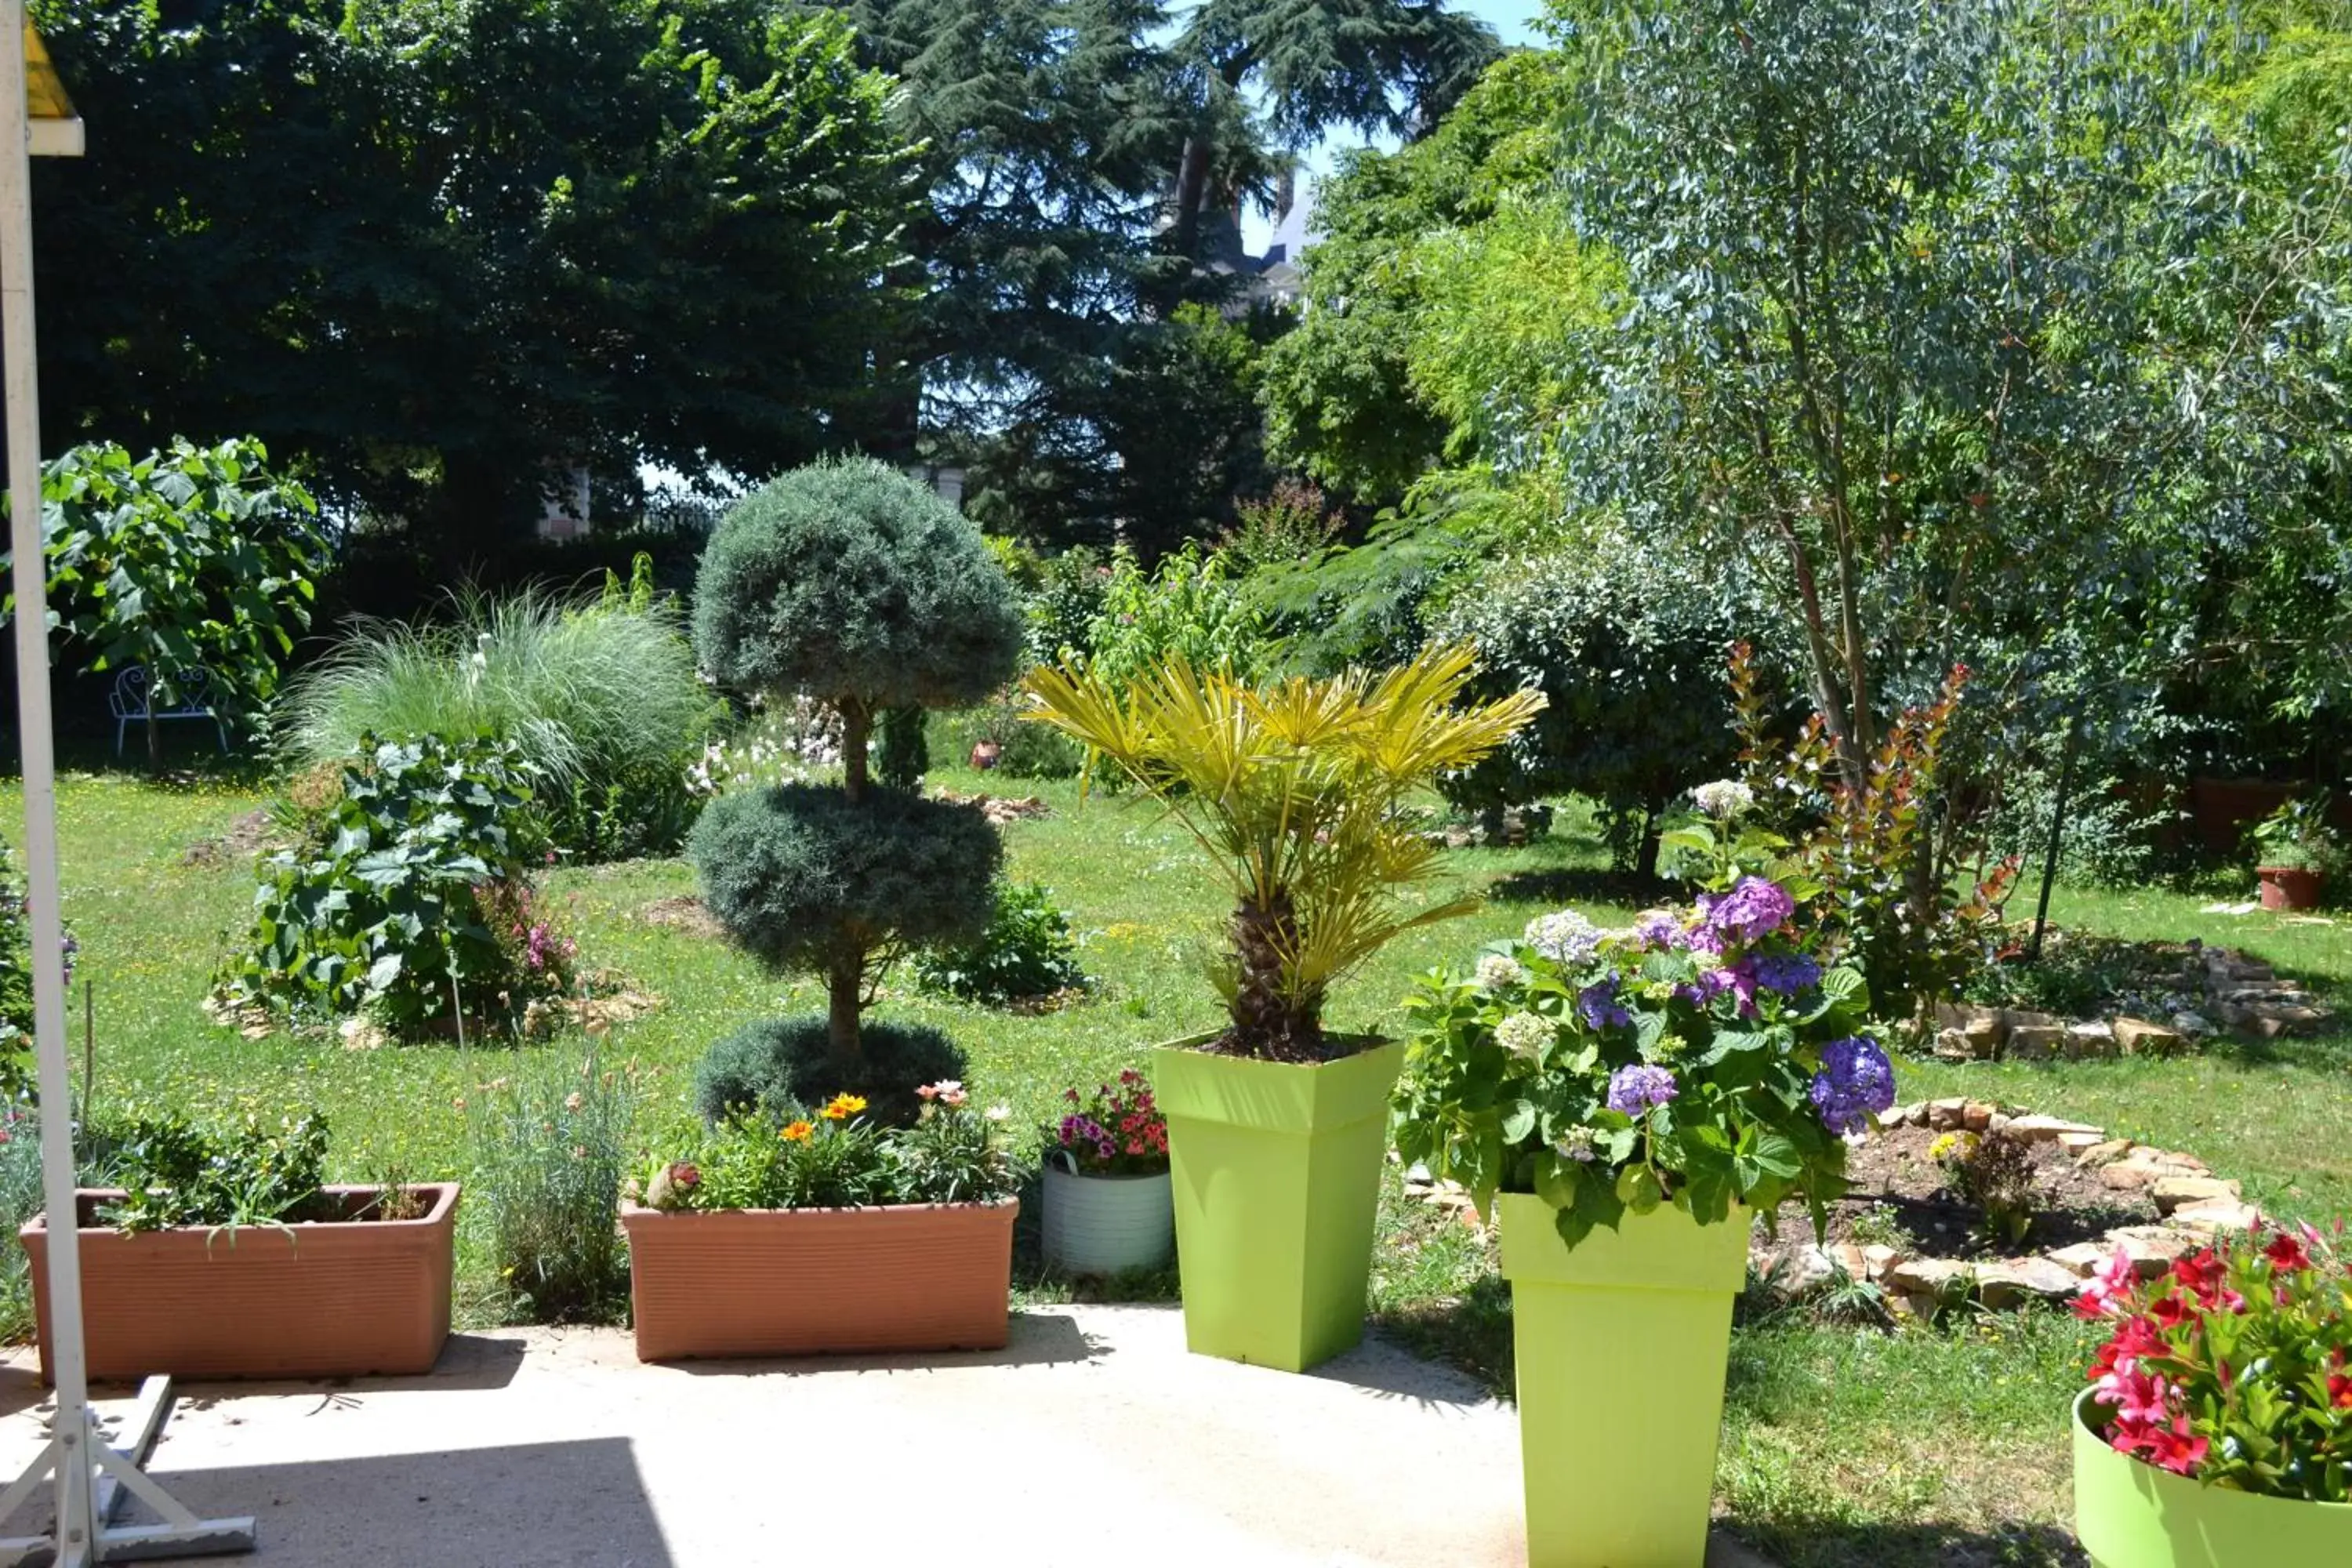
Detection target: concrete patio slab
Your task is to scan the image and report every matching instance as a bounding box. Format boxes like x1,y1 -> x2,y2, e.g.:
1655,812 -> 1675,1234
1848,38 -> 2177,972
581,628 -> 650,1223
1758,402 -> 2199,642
0,1305 -> 1772,1566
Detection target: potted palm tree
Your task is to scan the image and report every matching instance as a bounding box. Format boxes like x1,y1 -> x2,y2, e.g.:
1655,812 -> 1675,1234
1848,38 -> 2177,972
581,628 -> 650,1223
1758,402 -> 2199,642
1025,645 -> 1541,1371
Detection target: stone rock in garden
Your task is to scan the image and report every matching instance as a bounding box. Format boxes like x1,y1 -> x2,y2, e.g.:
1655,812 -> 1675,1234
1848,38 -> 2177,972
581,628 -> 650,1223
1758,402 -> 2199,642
2113,1018 -> 2187,1057
1975,1257 -> 2082,1308
1831,1242 -> 1868,1280
2002,1007 -> 2064,1031
2005,1025 -> 2066,1061
1986,1112 -> 2013,1134
2107,1225 -> 2199,1276
1766,1245 -> 1839,1297
2138,1151 -> 2209,1177
1933,1029 -> 1975,1062
2151,1176 -> 2241,1215
1926,1098 -> 1970,1131
1884,1102 -> 1924,1128
1936,1002 -> 2009,1038
2171,1011 -> 2216,1037
2006,1113 -> 2105,1145
2166,1197 -> 2264,1235
2099,1161 -> 2158,1192
2048,1242 -> 2115,1279
1861,1245 -> 1902,1282
2059,1131 -> 2111,1154
2063,1022 -> 2119,1060
2072,1139 -> 2136,1170
1889,1258 -> 1976,1297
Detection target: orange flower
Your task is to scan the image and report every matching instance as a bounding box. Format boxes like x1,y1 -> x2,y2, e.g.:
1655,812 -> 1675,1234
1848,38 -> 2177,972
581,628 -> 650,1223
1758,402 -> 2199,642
780,1120 -> 815,1143
820,1094 -> 867,1122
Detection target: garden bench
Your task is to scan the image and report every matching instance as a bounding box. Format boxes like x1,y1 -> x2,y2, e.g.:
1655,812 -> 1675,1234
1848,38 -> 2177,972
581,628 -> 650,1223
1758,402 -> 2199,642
108,665 -> 228,756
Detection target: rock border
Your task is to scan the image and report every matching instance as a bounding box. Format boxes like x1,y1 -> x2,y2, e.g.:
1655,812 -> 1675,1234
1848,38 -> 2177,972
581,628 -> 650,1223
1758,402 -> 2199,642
1758,1099 -> 2261,1316
1933,942 -> 2332,1062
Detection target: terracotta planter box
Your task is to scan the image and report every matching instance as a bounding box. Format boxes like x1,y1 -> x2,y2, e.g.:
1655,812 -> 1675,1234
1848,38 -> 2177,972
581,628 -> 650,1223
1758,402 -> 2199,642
620,1197 -> 1016,1362
20,1183 -> 459,1383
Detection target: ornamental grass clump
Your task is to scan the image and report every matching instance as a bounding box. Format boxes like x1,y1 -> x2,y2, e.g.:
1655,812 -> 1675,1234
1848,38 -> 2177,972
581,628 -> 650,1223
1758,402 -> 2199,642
2074,1222 -> 2352,1498
1393,873 -> 1892,1247
1022,644 -> 1544,1062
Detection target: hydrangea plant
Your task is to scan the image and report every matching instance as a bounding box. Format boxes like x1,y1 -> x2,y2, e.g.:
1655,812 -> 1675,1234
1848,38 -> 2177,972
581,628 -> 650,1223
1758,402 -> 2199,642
1392,876 -> 1892,1247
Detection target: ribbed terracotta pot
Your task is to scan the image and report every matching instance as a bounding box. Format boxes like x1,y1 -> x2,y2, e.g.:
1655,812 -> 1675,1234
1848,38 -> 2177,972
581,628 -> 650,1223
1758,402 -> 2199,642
20,1183 -> 459,1383
620,1197 -> 1016,1362
2256,866 -> 2325,913
1040,1162 -> 1174,1276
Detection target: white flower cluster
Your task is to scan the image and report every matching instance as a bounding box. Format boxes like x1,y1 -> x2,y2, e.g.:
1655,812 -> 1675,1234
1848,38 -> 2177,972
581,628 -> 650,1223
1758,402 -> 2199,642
1524,909 -> 1602,966
1495,1011 -> 1555,1060
1690,779 -> 1756,820
1475,953 -> 1529,991
1554,1126 -> 1597,1163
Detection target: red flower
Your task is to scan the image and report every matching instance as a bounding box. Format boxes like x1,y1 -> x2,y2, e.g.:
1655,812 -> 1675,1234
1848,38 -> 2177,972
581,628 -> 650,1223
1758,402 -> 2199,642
2147,1293 -> 2197,1330
2329,1374 -> 2352,1410
2264,1232 -> 2312,1274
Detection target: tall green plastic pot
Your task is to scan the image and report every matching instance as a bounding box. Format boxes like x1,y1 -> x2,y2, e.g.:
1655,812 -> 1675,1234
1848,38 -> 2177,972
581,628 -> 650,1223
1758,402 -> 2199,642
2072,1388 -> 2352,1566
1151,1035 -> 1403,1373
1499,1192 -> 1751,1568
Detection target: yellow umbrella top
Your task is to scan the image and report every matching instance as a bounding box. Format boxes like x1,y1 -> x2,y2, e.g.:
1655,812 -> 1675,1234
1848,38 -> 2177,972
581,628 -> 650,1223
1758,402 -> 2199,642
26,24 -> 72,123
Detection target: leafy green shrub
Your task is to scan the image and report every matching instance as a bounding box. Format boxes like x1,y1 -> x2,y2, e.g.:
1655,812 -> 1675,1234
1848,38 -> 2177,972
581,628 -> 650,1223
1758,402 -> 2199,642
1024,546 -> 1108,666
0,837 -> 71,1097
36,437 -> 326,764
217,735 -> 576,1033
1081,544 -> 1270,691
914,880 -> 1087,1004
692,1017 -> 965,1128
0,1106 -> 44,1341
472,1059 -> 633,1323
691,456 -> 1022,1080
1218,480 -> 1345,574
275,584 -> 718,861
1982,760 -> 2172,889
935,691 -> 1087,779
96,1109 -> 331,1232
877,706 -> 928,790
644,1091 -> 1016,1212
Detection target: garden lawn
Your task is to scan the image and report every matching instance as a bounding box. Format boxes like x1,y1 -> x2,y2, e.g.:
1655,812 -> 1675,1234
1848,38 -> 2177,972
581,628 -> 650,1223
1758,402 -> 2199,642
5,762 -> 2348,1567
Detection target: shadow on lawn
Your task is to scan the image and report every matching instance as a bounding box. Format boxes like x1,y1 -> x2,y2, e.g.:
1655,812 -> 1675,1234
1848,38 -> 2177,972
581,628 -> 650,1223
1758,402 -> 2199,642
1484,867 -> 1678,912
1733,1518 -> 2086,1568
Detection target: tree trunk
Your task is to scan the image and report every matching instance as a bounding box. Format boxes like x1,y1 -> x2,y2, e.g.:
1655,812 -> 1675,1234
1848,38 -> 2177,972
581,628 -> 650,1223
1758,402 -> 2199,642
826,953 -> 863,1069
145,708 -> 160,771
839,699 -> 872,804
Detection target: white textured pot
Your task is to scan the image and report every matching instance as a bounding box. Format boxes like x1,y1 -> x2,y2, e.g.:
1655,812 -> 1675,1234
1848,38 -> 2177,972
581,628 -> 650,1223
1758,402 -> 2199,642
1040,1161 -> 1174,1277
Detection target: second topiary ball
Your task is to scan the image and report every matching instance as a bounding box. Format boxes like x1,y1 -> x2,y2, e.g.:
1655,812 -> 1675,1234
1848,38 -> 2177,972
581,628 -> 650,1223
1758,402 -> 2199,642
690,457 -> 1025,1094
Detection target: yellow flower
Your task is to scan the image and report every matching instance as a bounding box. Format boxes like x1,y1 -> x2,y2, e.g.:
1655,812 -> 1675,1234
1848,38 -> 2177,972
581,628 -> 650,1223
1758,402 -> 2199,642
820,1094 -> 867,1122
780,1120 -> 815,1143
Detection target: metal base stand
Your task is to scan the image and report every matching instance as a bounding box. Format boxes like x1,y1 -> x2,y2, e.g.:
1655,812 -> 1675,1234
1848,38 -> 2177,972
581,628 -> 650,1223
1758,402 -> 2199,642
0,1379 -> 256,1566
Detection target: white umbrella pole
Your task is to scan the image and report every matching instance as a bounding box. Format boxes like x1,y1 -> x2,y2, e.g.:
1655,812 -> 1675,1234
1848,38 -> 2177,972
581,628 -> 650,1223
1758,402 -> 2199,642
0,12 -> 252,1562
0,5 -> 94,1557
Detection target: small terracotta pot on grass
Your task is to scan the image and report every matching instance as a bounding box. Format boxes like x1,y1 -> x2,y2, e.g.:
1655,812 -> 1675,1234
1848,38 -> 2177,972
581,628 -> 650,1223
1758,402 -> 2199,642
620,1197 -> 1017,1361
2256,866 -> 2325,912
21,1183 -> 459,1383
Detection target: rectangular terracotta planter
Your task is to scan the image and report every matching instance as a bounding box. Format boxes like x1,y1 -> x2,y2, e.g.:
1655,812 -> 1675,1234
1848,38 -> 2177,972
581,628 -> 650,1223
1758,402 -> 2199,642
20,1183 -> 459,1383
620,1197 -> 1017,1362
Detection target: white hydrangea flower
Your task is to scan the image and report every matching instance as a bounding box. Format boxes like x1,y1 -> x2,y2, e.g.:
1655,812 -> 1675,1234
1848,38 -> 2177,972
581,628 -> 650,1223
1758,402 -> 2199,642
1475,953 -> 1529,991
1495,1012 -> 1555,1061
1555,1126 -> 1597,1163
1524,910 -> 1602,966
1690,779 -> 1756,820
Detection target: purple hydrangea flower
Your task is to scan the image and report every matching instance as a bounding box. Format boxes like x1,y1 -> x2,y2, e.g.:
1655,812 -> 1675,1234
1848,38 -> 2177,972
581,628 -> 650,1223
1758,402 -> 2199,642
1698,877 -> 1796,945
1577,977 -> 1632,1031
1676,967 -> 1733,1007
1748,953 -> 1822,996
1632,910 -> 1682,950
1809,1036 -> 1895,1135
1606,1063 -> 1679,1116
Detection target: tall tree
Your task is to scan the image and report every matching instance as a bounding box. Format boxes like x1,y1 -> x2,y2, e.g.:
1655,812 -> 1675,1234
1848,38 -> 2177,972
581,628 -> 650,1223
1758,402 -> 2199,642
31,0 -> 916,554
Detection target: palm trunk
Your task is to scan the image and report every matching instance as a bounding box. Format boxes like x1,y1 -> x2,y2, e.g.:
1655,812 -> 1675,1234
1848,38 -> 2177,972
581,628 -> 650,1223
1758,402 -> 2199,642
1228,890 -> 1322,1060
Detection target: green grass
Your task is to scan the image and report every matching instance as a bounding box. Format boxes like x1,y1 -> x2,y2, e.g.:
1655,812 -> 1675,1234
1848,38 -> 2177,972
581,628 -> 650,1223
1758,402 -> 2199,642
7,757 -> 2349,1566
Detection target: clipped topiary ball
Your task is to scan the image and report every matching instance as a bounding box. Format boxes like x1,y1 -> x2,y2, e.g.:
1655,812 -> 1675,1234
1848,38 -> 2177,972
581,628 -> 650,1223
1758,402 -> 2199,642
693,456 -> 1025,711
688,782 -> 1001,969
692,1016 -> 967,1127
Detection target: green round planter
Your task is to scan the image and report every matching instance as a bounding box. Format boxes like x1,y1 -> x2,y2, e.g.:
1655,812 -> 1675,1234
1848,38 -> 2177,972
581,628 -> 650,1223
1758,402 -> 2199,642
1151,1034 -> 1403,1374
2073,1388 -> 2352,1566
1498,1193 -> 1751,1568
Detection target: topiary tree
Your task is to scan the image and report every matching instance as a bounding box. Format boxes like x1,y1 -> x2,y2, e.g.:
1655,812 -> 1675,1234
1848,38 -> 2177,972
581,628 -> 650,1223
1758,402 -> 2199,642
690,456 -> 1025,1076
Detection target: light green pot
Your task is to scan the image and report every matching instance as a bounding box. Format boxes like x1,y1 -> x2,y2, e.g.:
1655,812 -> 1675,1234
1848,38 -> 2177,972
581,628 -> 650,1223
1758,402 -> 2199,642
1498,1192 -> 1751,1568
1151,1036 -> 1403,1374
2073,1388 -> 2352,1566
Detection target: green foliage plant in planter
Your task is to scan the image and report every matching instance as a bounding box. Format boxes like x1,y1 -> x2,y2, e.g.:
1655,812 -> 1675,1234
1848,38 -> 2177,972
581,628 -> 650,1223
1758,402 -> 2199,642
1041,1070 -> 1174,1277
20,1109 -> 459,1381
2249,793 -> 2339,912
2070,1223 -> 2352,1565
622,1086 -> 1020,1359
1393,858 -> 1888,1566
690,457 -> 1024,1112
1024,644 -> 1542,1371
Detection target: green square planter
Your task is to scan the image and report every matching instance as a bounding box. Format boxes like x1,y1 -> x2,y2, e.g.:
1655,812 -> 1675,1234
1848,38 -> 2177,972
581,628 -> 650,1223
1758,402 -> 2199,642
1151,1035 -> 1403,1374
1498,1192 -> 1751,1568
2072,1387 -> 2352,1566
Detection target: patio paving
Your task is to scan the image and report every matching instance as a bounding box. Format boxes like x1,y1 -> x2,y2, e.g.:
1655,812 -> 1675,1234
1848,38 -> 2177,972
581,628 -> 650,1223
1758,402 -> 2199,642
0,1305 -> 1772,1566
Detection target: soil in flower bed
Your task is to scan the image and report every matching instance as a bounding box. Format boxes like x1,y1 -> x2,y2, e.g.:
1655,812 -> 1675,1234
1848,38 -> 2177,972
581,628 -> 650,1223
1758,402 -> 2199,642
1815,1125 -> 2156,1259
